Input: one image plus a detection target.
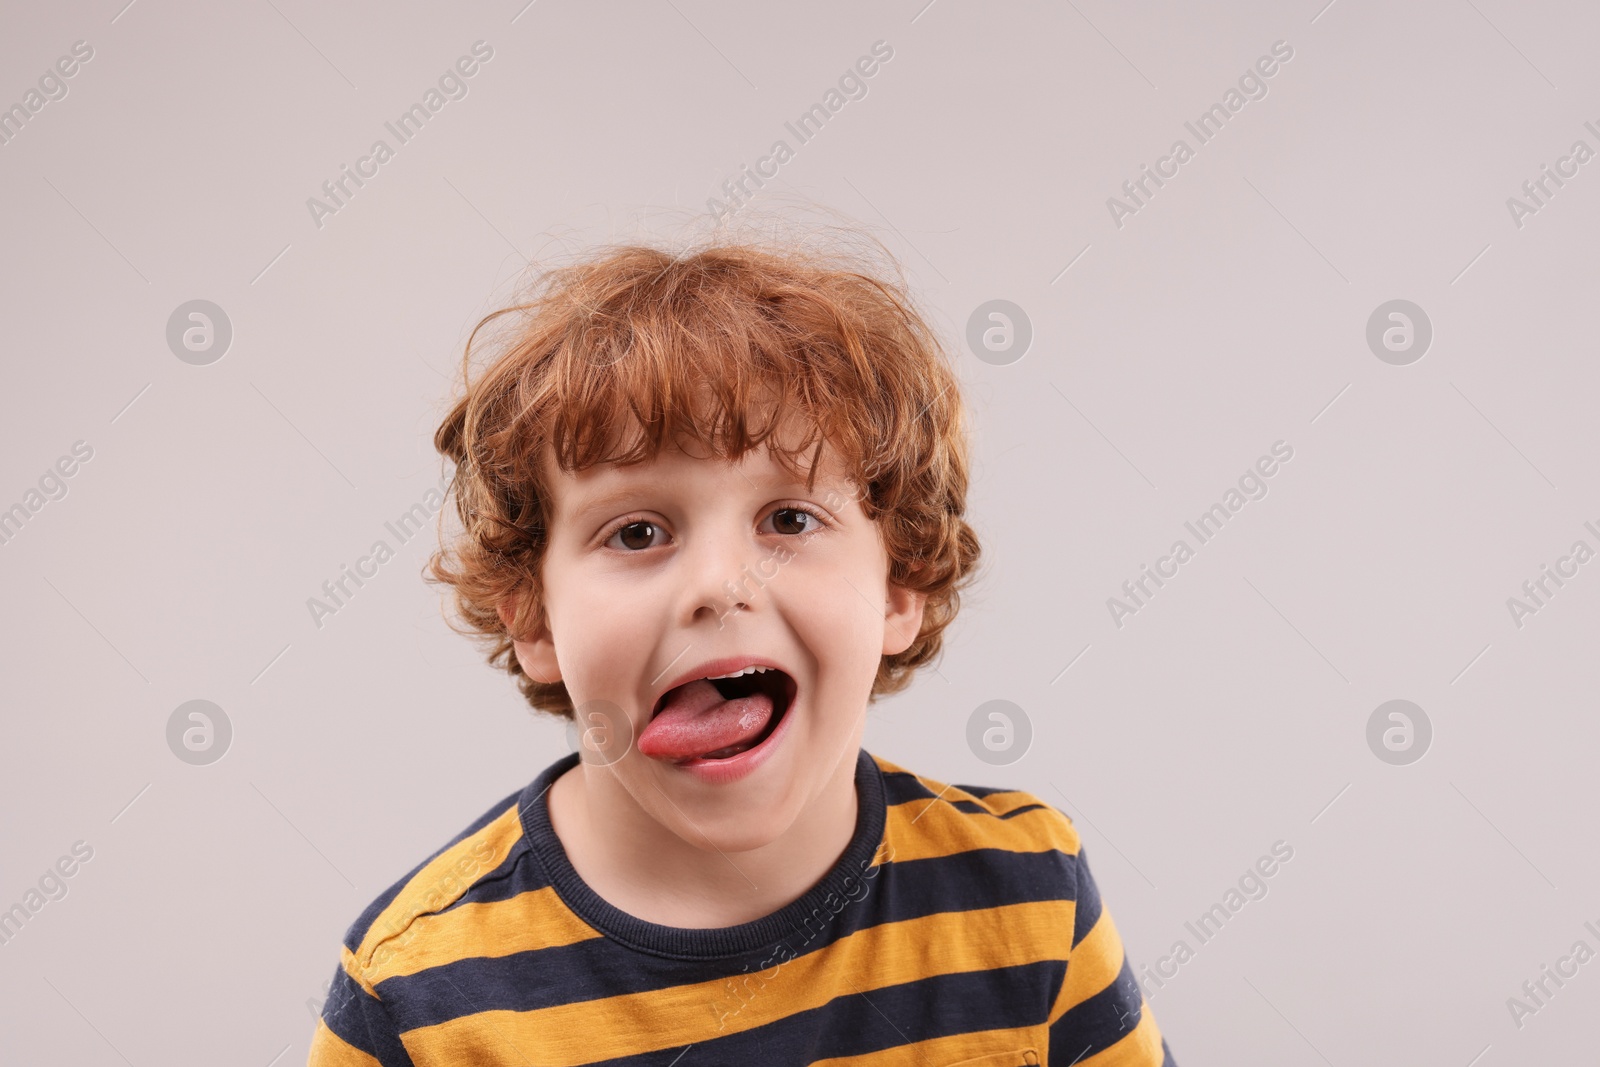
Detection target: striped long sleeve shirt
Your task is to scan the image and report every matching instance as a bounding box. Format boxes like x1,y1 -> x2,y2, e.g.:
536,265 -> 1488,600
308,749 -> 1176,1066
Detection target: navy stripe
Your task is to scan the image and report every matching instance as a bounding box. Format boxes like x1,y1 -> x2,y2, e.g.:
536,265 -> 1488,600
950,799 -> 1051,820
378,846 -> 1081,1028
1049,956 -> 1145,1062
586,961 -> 1065,1066
320,962 -> 417,1065
801,961 -> 1062,1060
379,937 -> 738,1032
950,781 -> 1024,800
437,842 -> 548,911
1072,848 -> 1104,949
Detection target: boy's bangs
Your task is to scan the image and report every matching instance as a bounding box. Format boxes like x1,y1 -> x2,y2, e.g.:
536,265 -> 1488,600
545,326 -> 864,492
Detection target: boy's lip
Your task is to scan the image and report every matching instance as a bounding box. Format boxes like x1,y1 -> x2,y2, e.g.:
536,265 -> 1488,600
649,655 -> 796,718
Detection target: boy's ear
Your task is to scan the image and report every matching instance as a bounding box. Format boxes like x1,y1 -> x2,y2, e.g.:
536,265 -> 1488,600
498,593 -> 562,685
881,579 -> 928,657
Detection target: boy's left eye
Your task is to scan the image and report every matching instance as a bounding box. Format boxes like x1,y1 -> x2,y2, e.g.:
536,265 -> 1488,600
764,507 -> 821,537
608,520 -> 665,552
603,506 -> 825,551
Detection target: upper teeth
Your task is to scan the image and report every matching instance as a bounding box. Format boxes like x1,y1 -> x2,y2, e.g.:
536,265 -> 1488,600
705,665 -> 773,680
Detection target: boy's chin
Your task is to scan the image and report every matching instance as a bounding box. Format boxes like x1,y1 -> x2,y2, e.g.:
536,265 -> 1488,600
645,777 -> 804,853
665,810 -> 796,855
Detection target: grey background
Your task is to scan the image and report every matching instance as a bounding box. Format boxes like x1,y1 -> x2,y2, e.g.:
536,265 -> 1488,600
1,0 -> 1596,1062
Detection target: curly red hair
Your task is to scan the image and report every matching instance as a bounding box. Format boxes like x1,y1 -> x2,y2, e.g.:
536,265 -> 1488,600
428,239 -> 982,719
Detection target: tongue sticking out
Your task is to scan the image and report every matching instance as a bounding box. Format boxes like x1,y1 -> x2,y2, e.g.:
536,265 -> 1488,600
637,679 -> 775,762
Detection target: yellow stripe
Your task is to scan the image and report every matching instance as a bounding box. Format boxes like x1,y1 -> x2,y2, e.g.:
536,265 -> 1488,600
1074,1010 -> 1166,1066
809,1028 -> 1042,1067
374,887 -> 601,980
400,899 -> 1076,1065
306,1019 -> 383,1067
1050,906 -> 1126,1019
351,804 -> 525,990
883,795 -> 1080,864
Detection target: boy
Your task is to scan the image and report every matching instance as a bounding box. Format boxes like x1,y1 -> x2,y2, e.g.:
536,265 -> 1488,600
309,242 -> 1176,1065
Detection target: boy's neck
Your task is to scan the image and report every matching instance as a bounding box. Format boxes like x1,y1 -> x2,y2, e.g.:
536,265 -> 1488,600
546,742 -> 864,930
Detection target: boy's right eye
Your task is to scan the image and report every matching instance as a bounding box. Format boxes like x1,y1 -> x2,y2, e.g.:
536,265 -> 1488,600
607,520 -> 665,552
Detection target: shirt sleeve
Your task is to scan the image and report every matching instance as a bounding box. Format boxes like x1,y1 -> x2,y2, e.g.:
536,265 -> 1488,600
307,958 -> 416,1067
1047,847 -> 1177,1066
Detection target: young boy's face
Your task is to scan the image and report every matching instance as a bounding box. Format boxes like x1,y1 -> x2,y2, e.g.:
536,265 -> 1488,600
508,428 -> 926,853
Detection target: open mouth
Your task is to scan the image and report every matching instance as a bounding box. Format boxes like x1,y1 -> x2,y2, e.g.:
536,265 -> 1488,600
647,668 -> 797,762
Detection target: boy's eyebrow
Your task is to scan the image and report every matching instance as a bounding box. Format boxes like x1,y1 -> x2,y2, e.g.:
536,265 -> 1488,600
562,484 -> 650,523
561,472 -> 841,522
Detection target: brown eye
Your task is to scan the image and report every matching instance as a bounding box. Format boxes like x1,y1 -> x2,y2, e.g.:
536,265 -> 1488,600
612,521 -> 661,551
768,508 -> 816,536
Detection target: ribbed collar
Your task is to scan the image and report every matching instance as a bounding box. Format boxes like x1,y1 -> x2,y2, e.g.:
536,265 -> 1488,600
519,748 -> 887,960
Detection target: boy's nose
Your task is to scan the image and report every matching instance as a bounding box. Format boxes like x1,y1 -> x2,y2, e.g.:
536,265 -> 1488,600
677,523 -> 767,627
